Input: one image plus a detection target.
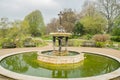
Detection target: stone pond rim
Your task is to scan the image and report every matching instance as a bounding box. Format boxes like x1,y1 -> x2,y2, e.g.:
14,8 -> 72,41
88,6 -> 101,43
50,33 -> 72,37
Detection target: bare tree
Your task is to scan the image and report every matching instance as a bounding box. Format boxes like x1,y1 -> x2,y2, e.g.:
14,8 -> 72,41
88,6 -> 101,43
0,18 -> 9,38
47,8 -> 77,33
47,18 -> 59,34
97,0 -> 120,33
62,8 -> 77,32
82,0 -> 96,17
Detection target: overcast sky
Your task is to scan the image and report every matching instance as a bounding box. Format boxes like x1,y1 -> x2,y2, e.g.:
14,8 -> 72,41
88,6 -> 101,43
0,0 -> 95,24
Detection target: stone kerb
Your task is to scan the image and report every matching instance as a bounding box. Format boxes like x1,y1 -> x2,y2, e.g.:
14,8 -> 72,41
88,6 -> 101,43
37,52 -> 84,64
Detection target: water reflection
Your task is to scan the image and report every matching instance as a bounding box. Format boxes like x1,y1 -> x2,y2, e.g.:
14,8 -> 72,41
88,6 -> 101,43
80,53 -> 120,77
0,52 -> 120,78
0,54 -> 28,73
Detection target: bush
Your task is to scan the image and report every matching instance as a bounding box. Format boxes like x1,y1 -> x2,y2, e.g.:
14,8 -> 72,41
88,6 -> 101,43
95,42 -> 105,48
82,34 -> 93,40
111,36 -> 120,42
93,34 -> 109,42
2,38 -> 16,48
41,35 -> 52,40
2,42 -> 16,48
14,39 -> 24,48
33,38 -> 47,47
112,26 -> 120,36
68,39 -> 84,47
23,37 -> 36,47
92,34 -> 110,48
82,41 -> 96,47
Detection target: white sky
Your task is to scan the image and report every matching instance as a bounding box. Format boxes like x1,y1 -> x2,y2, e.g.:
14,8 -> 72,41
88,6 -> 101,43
0,0 -> 96,24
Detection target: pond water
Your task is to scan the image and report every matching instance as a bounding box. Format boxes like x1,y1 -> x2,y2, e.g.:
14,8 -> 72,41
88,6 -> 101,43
0,52 -> 120,78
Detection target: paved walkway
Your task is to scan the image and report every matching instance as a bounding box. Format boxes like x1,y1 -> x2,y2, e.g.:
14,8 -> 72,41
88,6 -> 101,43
0,44 -> 120,80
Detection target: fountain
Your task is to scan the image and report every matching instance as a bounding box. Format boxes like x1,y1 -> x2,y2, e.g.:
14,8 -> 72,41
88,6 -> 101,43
37,11 -> 84,64
0,11 -> 119,80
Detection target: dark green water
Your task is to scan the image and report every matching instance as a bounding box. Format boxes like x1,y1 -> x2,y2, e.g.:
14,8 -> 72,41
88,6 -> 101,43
0,52 -> 120,78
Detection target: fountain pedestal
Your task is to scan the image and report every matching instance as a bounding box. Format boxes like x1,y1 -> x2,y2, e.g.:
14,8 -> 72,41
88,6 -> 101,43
37,32 -> 84,64
50,33 -> 71,55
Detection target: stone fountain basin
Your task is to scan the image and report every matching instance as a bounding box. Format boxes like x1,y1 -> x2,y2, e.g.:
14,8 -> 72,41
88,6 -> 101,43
0,50 -> 120,80
37,50 -> 84,64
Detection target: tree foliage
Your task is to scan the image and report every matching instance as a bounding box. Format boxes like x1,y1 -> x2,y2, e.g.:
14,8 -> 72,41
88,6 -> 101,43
112,26 -> 120,36
73,21 -> 84,36
0,18 -> 9,38
8,20 -> 30,40
47,8 -> 77,33
97,0 -> 120,33
61,9 -> 77,32
25,10 -> 45,37
80,1 -> 107,35
47,18 -> 59,34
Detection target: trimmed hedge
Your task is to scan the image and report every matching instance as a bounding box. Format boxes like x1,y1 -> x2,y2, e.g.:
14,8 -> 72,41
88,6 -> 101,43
111,36 -> 120,42
2,42 -> 16,48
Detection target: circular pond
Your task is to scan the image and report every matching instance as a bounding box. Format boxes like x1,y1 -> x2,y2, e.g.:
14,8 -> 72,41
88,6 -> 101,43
0,51 -> 120,79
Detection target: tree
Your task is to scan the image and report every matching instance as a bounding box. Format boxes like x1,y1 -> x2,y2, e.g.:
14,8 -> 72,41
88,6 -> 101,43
61,9 -> 77,32
112,26 -> 120,36
7,20 -> 30,40
24,10 -> 45,37
47,18 -> 59,34
47,8 -> 77,33
80,1 -> 107,35
73,21 -> 84,36
0,18 -> 9,38
97,0 -> 120,33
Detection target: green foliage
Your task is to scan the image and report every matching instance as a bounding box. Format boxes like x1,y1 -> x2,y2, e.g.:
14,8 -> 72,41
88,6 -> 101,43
111,36 -> 120,42
82,41 -> 96,47
7,20 -> 30,40
1,38 -> 16,48
41,35 -> 52,40
23,37 -> 36,47
93,34 -> 109,48
112,26 -> 120,36
73,21 -> 84,36
68,39 -> 84,47
33,38 -> 47,47
84,34 -> 93,40
97,0 -> 120,33
25,10 -> 46,37
80,12 -> 106,35
23,37 -> 47,47
95,42 -> 105,48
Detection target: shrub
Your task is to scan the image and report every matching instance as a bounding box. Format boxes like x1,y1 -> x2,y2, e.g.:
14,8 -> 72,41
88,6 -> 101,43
23,37 -> 36,47
82,34 -> 93,40
14,39 -> 24,48
92,34 -> 110,48
82,41 -> 96,47
93,34 -> 110,42
95,42 -> 105,48
2,42 -> 16,48
112,26 -> 120,36
33,38 -> 47,47
2,38 -> 16,48
41,35 -> 52,40
111,36 -> 120,42
68,39 -> 84,47
106,41 -> 114,47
